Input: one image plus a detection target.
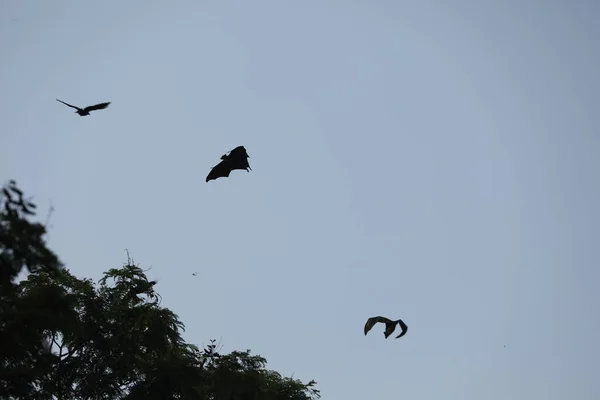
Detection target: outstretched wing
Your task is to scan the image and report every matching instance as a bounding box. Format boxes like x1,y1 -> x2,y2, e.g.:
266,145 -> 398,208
394,319 -> 408,339
83,102 -> 111,112
364,316 -> 393,336
206,160 -> 233,182
56,99 -> 81,110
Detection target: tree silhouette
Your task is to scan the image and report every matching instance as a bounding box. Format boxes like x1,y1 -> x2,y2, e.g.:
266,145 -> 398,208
0,180 -> 62,289
0,180 -> 320,400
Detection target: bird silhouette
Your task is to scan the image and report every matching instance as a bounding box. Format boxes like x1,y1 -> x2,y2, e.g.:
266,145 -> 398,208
206,146 -> 252,182
56,99 -> 111,116
364,316 -> 408,339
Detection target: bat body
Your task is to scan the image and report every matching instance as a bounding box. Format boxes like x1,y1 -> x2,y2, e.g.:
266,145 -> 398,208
206,146 -> 252,182
364,316 -> 408,339
56,99 -> 111,116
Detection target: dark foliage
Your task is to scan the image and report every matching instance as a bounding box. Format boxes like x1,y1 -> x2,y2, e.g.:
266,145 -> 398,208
0,180 -> 62,290
0,180 -> 320,400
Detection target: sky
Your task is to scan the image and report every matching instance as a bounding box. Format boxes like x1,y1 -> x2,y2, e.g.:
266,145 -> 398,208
1,0 -> 599,398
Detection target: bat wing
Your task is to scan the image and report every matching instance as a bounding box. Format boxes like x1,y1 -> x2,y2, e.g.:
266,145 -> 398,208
394,319 -> 408,339
206,160 -> 233,182
229,157 -> 251,172
383,322 -> 398,338
364,316 -> 393,336
227,147 -> 251,171
229,146 -> 246,154
364,318 -> 377,335
56,99 -> 81,110
83,102 -> 111,112
228,146 -> 249,159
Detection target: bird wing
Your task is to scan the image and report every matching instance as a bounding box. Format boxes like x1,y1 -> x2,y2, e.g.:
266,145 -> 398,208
364,316 -> 393,335
56,99 -> 81,110
394,319 -> 408,339
83,102 -> 111,112
206,160 -> 233,182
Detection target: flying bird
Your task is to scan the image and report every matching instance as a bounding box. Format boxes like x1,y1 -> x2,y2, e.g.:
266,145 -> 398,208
206,146 -> 252,182
364,316 -> 408,339
56,99 -> 111,116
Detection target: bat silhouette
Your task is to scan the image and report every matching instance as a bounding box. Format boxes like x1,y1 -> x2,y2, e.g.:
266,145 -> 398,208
206,146 -> 252,182
364,316 -> 408,339
56,99 -> 111,116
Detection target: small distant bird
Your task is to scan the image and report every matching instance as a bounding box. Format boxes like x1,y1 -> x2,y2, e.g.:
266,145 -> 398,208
206,146 -> 252,182
364,316 -> 408,339
192,273 -> 197,276
56,99 -> 111,116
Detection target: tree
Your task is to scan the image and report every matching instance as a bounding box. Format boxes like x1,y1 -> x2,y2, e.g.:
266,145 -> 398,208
0,180 -> 321,400
0,180 -> 67,399
0,180 -> 62,289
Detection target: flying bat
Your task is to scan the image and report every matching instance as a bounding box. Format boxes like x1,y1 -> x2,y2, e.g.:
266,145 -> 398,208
206,146 -> 252,182
364,316 -> 408,339
56,99 -> 111,116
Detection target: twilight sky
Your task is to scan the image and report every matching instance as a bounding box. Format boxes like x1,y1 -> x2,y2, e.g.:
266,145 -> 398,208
1,0 -> 599,399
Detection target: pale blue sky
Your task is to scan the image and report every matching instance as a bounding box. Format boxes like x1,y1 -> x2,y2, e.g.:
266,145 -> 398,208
1,0 -> 599,398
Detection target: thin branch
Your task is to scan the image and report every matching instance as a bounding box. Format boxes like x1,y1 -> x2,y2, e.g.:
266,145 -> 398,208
60,348 -> 79,363
44,201 -> 55,228
215,336 -> 225,354
51,331 -> 59,351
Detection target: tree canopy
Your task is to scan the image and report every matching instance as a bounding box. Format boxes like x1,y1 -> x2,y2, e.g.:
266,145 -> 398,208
0,180 -> 321,400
